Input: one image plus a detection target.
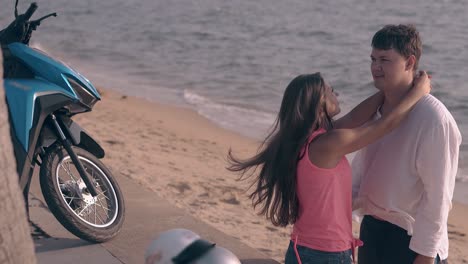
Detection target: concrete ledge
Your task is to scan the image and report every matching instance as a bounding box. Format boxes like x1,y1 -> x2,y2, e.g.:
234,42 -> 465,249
29,169 -> 279,264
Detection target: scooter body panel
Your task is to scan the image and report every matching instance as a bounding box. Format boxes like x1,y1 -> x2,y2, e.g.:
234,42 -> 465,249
7,43 -> 101,100
3,78 -> 75,151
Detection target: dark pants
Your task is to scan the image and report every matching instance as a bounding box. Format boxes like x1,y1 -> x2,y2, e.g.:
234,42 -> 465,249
358,215 -> 447,264
285,241 -> 352,264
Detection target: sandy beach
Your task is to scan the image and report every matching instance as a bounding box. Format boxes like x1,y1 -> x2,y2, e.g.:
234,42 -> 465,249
73,88 -> 468,263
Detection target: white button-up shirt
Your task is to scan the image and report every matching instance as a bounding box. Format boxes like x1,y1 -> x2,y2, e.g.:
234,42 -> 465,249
352,94 -> 462,259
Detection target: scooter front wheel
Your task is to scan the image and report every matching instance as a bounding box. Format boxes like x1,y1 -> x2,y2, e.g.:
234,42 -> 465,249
40,144 -> 125,242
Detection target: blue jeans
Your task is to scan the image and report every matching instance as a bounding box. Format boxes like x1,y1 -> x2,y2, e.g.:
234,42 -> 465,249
285,241 -> 352,264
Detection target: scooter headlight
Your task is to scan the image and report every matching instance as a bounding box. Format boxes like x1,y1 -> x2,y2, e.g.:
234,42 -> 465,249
67,78 -> 98,113
66,77 -> 98,111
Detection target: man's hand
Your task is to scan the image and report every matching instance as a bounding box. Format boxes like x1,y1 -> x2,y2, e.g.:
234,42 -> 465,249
413,254 -> 435,264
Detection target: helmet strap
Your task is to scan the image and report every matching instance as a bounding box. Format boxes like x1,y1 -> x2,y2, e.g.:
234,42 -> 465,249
172,239 -> 216,264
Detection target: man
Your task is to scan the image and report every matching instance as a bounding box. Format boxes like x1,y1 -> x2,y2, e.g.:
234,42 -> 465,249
352,24 -> 461,264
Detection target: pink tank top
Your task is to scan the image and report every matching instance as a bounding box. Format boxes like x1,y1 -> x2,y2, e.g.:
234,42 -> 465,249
291,128 -> 356,252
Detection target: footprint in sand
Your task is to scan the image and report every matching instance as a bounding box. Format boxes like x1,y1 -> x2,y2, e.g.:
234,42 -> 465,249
448,230 -> 466,237
198,192 -> 210,198
266,226 -> 279,232
218,185 -> 244,193
258,248 -> 273,254
104,139 -> 124,145
221,197 -> 240,205
148,131 -> 163,137
169,166 -> 182,172
220,192 -> 240,205
168,182 -> 191,193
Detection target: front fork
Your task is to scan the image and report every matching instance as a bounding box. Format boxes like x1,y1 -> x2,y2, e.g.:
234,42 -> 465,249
50,114 -> 99,197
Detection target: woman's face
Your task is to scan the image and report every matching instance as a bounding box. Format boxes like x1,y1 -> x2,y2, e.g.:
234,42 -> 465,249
323,83 -> 340,117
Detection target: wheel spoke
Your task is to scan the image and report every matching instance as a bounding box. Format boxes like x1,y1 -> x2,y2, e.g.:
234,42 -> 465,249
94,203 -> 97,224
60,163 -> 73,182
55,154 -> 119,228
95,200 -> 111,213
64,196 -> 80,207
74,206 -> 83,216
65,161 -> 80,183
95,208 -> 106,224
97,197 -> 111,220
97,190 -> 110,201
77,202 -> 93,216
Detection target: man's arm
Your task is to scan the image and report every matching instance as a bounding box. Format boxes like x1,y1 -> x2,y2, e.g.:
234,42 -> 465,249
333,92 -> 383,129
410,115 -> 461,261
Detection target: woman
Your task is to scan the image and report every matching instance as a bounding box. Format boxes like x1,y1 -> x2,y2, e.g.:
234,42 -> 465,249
227,72 -> 430,264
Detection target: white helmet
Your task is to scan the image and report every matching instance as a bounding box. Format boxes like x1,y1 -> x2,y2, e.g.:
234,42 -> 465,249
145,228 -> 241,264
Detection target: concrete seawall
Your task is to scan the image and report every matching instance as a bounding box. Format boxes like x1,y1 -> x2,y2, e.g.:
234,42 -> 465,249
29,168 -> 279,264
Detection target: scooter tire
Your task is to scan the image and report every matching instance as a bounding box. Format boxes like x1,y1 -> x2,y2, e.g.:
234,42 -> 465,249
39,144 -> 125,243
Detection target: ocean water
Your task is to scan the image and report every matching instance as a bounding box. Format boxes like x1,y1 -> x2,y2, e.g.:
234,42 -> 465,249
1,0 -> 468,201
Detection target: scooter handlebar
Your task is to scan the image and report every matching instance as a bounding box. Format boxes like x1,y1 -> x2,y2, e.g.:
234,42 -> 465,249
22,2 -> 38,21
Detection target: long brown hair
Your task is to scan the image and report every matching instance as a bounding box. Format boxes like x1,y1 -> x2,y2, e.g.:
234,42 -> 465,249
227,73 -> 333,226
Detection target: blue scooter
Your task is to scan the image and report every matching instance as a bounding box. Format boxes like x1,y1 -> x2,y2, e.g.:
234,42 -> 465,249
1,0 -> 124,242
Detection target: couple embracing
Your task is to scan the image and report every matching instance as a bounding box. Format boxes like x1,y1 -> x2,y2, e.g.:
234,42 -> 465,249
228,24 -> 461,264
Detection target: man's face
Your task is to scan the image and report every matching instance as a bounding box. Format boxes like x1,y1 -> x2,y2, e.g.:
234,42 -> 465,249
370,48 -> 412,92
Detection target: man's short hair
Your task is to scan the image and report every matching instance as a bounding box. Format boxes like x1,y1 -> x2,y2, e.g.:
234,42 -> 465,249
372,24 -> 422,70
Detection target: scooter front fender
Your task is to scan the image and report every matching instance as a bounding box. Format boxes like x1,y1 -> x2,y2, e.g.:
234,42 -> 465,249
60,117 -> 105,159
